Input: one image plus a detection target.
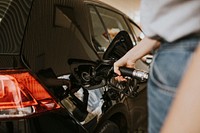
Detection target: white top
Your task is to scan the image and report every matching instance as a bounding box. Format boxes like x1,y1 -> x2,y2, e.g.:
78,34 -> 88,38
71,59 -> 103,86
140,0 -> 200,42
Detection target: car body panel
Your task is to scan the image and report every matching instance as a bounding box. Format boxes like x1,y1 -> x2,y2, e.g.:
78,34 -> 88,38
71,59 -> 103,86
0,0 -> 148,132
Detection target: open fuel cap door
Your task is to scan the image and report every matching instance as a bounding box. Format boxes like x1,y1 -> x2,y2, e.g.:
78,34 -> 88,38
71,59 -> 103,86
103,30 -> 133,60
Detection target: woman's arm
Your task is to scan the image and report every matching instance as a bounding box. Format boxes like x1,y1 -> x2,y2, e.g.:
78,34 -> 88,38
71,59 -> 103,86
161,44 -> 200,133
114,37 -> 160,76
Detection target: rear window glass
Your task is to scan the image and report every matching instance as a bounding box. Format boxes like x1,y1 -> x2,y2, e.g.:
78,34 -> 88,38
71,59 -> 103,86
0,0 -> 32,54
0,0 -> 12,22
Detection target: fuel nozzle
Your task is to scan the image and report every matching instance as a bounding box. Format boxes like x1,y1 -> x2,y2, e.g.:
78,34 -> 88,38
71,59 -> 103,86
119,67 -> 148,81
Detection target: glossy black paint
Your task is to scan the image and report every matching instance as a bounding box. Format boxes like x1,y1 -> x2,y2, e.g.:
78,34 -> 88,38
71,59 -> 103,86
0,0 -> 148,132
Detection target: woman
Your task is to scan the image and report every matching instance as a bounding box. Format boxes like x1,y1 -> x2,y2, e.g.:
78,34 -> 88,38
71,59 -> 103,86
114,0 -> 200,132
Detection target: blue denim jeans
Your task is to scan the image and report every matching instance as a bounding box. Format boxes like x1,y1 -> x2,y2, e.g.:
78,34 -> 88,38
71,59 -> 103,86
147,36 -> 200,133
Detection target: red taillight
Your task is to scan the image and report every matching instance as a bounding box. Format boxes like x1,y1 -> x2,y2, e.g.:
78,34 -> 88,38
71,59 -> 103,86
0,70 -> 60,118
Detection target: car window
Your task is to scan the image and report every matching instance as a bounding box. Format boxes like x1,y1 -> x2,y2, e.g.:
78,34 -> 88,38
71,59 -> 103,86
0,0 -> 32,54
129,21 -> 145,44
89,6 -> 108,52
0,0 -> 12,22
89,5 -> 135,52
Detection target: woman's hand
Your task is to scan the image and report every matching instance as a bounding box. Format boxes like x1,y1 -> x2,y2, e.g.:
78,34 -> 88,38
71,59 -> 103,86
113,37 -> 160,82
114,54 -> 136,81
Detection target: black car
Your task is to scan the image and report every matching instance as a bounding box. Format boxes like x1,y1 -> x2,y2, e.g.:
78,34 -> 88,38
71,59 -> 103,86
0,0 -> 148,132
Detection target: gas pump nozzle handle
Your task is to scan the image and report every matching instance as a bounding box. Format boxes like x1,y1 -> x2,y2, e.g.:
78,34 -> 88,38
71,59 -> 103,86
119,67 -> 148,80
